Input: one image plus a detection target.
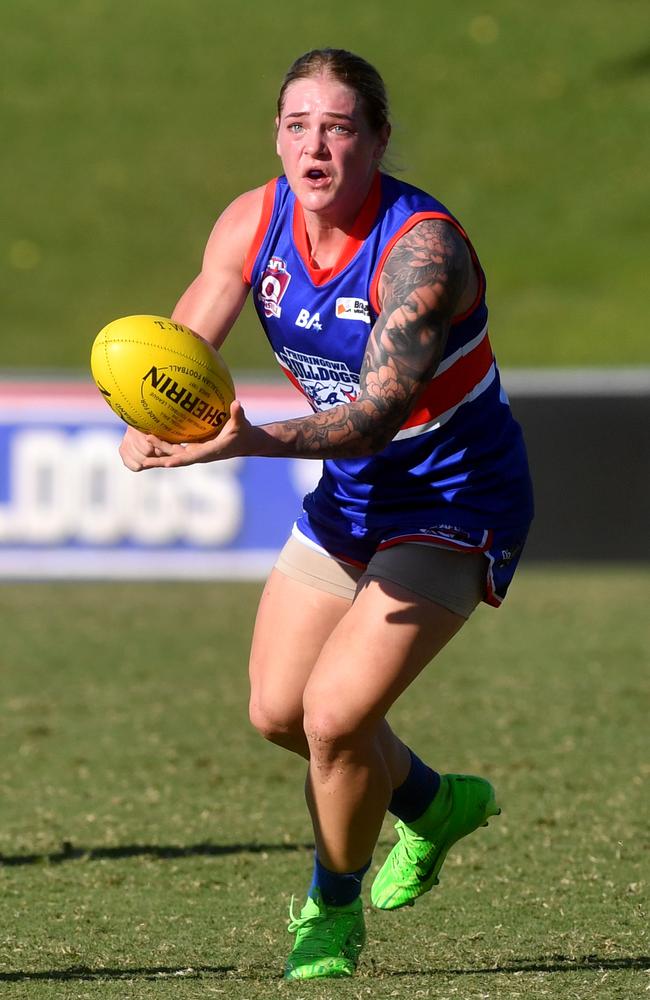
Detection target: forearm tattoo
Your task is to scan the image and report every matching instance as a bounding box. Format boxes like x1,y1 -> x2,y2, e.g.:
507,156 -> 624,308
270,219 -> 471,458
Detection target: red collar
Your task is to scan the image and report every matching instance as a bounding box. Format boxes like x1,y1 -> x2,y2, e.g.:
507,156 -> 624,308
292,172 -> 382,286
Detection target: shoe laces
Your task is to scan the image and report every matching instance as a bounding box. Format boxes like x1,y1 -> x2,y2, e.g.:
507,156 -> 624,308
393,821 -> 435,869
287,896 -> 356,954
287,895 -> 306,933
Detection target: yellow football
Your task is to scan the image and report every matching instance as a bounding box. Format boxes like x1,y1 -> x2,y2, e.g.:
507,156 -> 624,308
90,315 -> 235,443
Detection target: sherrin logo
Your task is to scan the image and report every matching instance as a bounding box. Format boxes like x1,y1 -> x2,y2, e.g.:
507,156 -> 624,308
335,297 -> 371,324
142,367 -> 229,431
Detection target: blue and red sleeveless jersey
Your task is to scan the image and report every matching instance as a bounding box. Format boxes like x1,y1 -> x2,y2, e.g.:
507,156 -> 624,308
244,172 -> 533,605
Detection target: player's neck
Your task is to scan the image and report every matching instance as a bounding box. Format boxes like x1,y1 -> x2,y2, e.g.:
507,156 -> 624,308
296,171 -> 381,271
301,217 -> 349,270
301,192 -> 369,267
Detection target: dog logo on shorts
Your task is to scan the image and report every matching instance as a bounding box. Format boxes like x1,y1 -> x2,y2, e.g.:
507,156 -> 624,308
259,257 -> 292,318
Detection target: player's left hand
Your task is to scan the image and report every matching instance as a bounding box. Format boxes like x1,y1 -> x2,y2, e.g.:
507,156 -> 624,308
139,399 -> 254,468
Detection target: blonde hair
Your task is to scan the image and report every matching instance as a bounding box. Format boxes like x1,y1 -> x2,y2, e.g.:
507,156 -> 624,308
277,49 -> 390,134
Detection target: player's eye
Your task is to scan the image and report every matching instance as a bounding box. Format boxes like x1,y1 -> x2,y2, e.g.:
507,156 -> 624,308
287,122 -> 305,133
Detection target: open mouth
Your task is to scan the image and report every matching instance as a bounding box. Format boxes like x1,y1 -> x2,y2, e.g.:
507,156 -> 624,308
305,169 -> 329,182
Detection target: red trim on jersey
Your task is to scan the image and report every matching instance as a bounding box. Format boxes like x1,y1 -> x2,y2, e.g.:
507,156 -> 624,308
293,528 -> 369,569
368,211 -> 485,321
377,531 -> 493,554
277,363 -> 313,403
292,171 -> 382,286
400,332 -> 494,430
242,179 -> 278,285
333,552 -> 368,569
484,555 -> 503,606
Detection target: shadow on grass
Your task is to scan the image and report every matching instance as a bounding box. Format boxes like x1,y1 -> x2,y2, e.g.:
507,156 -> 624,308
0,966 -> 237,983
1,955 -> 649,984
388,954 -> 650,976
0,841 -> 315,866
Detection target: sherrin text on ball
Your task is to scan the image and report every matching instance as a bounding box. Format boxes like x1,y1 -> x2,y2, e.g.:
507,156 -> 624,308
90,314 -> 235,443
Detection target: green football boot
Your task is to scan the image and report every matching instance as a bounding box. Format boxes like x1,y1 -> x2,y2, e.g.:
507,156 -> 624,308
371,773 -> 501,911
284,893 -> 366,981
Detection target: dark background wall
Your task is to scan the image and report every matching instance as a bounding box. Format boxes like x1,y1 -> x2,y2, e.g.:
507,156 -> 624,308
509,374 -> 649,561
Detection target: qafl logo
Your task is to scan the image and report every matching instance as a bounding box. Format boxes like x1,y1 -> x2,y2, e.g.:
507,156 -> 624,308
259,256 -> 292,319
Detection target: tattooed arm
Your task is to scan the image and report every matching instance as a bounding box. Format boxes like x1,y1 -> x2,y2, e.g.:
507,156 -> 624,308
251,219 -> 471,458
138,219 -> 474,468
258,218 -> 472,457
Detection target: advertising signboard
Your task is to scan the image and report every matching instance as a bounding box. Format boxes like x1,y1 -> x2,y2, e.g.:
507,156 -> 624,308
0,380 -> 319,579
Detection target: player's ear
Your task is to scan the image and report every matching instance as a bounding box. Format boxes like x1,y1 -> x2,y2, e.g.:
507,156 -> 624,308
275,116 -> 281,156
374,122 -> 391,162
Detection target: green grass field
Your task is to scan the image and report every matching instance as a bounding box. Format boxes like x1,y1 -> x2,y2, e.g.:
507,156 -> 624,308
1,567 -> 648,999
2,0 -> 649,372
2,6 -> 647,995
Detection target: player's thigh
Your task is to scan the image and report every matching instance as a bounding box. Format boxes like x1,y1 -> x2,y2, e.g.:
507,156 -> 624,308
248,565 -> 353,730
302,577 -> 467,740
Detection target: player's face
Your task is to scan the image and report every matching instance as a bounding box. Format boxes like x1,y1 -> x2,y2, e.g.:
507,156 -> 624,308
276,74 -> 389,224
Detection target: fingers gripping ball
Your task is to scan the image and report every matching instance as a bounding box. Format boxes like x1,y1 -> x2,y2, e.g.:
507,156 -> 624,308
91,315 -> 235,443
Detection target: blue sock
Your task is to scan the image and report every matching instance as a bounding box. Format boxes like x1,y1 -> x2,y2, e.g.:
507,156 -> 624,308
308,854 -> 371,907
388,750 -> 441,823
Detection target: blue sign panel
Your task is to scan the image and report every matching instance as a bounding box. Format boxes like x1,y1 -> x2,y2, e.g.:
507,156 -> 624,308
0,379 -> 320,579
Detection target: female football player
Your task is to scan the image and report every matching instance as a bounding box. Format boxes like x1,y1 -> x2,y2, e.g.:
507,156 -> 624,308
119,49 -> 534,981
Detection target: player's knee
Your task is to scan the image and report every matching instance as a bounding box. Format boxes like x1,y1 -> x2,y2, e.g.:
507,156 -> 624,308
248,696 -> 303,747
302,699 -> 364,757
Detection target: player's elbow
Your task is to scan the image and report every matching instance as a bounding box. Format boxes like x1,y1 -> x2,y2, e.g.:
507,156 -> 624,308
348,402 -> 407,456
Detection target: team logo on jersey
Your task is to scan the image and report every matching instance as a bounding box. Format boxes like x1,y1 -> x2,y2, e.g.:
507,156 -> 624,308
335,297 -> 371,323
259,256 -> 292,318
278,347 -> 359,409
295,309 -> 322,331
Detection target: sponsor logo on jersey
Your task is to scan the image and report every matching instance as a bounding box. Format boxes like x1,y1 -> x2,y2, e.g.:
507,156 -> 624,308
335,297 -> 371,323
295,309 -> 322,331
278,347 -> 359,409
259,256 -> 291,318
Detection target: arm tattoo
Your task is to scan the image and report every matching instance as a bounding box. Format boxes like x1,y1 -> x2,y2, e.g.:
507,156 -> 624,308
267,219 -> 471,458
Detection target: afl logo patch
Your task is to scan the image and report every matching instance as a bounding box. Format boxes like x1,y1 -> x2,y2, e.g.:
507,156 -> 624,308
259,256 -> 292,318
335,297 -> 371,324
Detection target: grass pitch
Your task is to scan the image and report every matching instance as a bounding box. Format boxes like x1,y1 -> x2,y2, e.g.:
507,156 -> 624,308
0,566 -> 648,999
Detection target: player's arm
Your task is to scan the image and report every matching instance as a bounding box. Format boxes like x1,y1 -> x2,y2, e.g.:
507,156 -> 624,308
119,187 -> 263,472
170,186 -> 265,348
140,218 -> 472,467
264,218 -> 472,456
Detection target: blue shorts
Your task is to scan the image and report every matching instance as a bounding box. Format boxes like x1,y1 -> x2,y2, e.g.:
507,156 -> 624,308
295,502 -> 530,608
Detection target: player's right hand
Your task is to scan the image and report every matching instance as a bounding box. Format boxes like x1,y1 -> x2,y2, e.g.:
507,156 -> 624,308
119,425 -> 167,471
138,400 -> 255,469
